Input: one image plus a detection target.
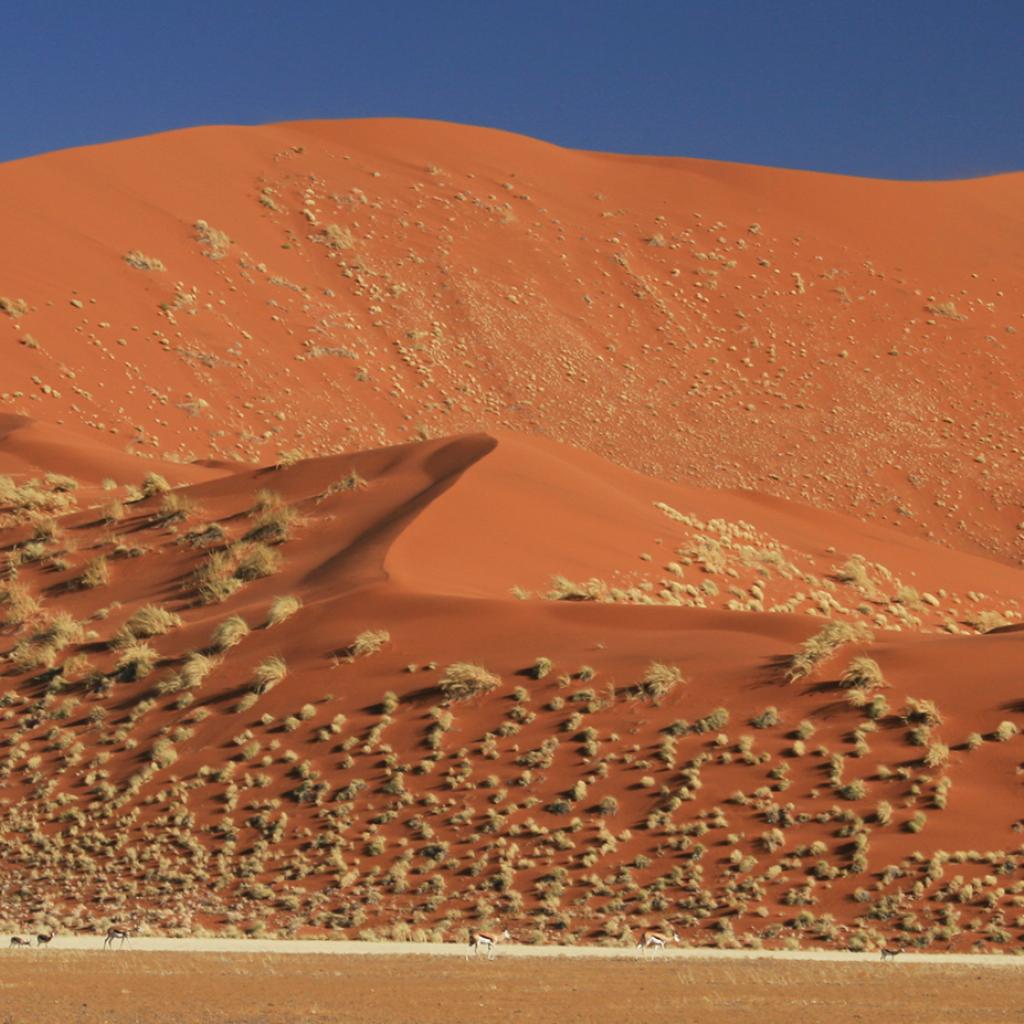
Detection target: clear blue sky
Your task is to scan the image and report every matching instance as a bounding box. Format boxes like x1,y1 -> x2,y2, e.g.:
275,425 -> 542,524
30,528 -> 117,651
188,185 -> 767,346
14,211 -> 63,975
3,0 -> 1021,178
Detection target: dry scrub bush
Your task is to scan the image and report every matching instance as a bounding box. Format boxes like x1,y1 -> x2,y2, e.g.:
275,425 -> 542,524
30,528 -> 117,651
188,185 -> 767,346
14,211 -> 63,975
266,595 -> 301,627
151,492 -> 197,525
636,662 -> 683,702
140,473 -> 171,499
317,470 -> 368,502
786,622 -> 873,682
438,663 -> 501,702
115,642 -> 159,681
180,652 -> 218,689
116,605 -> 182,643
547,576 -> 610,602
251,656 -> 288,695
0,582 -> 40,627
75,556 -> 110,590
194,220 -> 231,259
840,656 -> 885,689
195,543 -> 281,603
209,615 -> 249,653
349,630 -> 390,657
123,250 -> 165,271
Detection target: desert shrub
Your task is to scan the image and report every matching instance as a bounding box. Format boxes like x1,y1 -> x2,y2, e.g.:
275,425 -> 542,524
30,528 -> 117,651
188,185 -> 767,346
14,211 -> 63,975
266,595 -> 301,627
233,542 -> 280,581
636,662 -> 683,702
75,556 -> 110,590
243,493 -> 297,543
209,615 -> 250,653
318,470 -> 367,501
151,491 -> 197,525
903,697 -> 943,726
994,721 -> 1018,742
0,582 -> 41,627
905,812 -> 928,834
123,250 -> 165,271
115,642 -> 159,681
924,742 -> 950,767
150,739 -> 178,769
840,656 -> 884,690
547,576 -> 610,602
752,706 -> 780,729
438,663 -> 501,702
692,707 -> 730,734
251,656 -> 288,695
180,652 -> 219,689
140,473 -> 171,499
786,622 -> 873,682
529,657 -> 553,680
349,629 -> 390,657
117,605 -> 183,641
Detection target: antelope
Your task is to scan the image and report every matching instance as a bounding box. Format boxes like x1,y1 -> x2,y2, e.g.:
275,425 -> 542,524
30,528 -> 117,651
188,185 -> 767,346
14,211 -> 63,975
8,936 -> 29,948
103,927 -> 130,950
36,933 -> 54,947
637,929 -> 680,955
467,928 -> 511,960
880,946 -> 903,961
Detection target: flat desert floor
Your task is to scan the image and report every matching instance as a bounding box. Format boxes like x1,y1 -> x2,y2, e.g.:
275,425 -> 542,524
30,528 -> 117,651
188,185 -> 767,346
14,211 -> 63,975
4,950 -> 1024,1024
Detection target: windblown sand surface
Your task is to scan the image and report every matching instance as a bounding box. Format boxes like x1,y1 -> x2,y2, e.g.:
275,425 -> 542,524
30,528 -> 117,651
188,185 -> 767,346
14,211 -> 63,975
0,120 -> 1022,957
1,949 -> 1021,1024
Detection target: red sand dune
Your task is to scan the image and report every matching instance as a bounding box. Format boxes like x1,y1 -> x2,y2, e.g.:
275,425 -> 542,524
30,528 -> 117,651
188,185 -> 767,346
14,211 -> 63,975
0,119 -> 1022,561
0,120 -> 1022,951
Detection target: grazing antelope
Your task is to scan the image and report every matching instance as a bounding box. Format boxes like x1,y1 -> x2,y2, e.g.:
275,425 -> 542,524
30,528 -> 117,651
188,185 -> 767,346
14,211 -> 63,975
637,929 -> 680,955
36,933 -> 54,947
467,928 -> 511,960
103,927 -> 130,950
8,936 -> 30,948
880,946 -> 903,961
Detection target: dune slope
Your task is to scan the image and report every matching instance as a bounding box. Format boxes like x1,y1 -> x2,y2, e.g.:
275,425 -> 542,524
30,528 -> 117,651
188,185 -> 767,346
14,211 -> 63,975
0,429 -> 1022,951
0,119 -> 1022,561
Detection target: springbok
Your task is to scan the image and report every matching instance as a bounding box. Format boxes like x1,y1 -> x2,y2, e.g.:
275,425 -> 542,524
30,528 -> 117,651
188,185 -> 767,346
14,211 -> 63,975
8,936 -> 30,948
103,927 -> 130,950
637,929 -> 680,955
880,946 -> 903,961
467,928 -> 511,960
35,933 -> 54,947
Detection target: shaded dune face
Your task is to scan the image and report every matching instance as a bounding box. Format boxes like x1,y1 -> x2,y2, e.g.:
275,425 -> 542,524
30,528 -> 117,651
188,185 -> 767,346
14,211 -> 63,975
0,120 -> 1022,949
0,118 -> 1021,561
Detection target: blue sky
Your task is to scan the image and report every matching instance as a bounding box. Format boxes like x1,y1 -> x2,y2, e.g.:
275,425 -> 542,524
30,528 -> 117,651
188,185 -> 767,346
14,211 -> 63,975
3,0 -> 1021,178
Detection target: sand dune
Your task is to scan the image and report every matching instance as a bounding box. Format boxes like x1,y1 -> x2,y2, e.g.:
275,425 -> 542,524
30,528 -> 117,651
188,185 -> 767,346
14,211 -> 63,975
0,120 -> 1022,953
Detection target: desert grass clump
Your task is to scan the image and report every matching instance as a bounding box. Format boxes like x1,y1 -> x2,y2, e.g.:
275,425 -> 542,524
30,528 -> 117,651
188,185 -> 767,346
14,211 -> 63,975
840,656 -> 885,690
994,721 -> 1019,742
123,250 -> 166,271
244,491 -> 298,543
251,656 -> 288,695
349,629 -> 390,658
636,662 -> 683,702
529,657 -> 553,680
438,663 -> 501,702
0,581 -> 41,627
140,473 -> 171,499
115,642 -> 159,681
74,556 -> 110,590
117,604 -> 183,642
233,542 -> 281,581
209,614 -> 250,653
266,595 -> 301,627
547,575 -> 610,602
318,470 -> 368,502
151,491 -> 197,525
786,621 -> 873,683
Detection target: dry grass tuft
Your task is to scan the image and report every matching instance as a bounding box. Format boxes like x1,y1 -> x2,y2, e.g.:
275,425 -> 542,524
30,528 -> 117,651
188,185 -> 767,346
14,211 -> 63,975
438,663 -> 501,702
266,595 -> 301,627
